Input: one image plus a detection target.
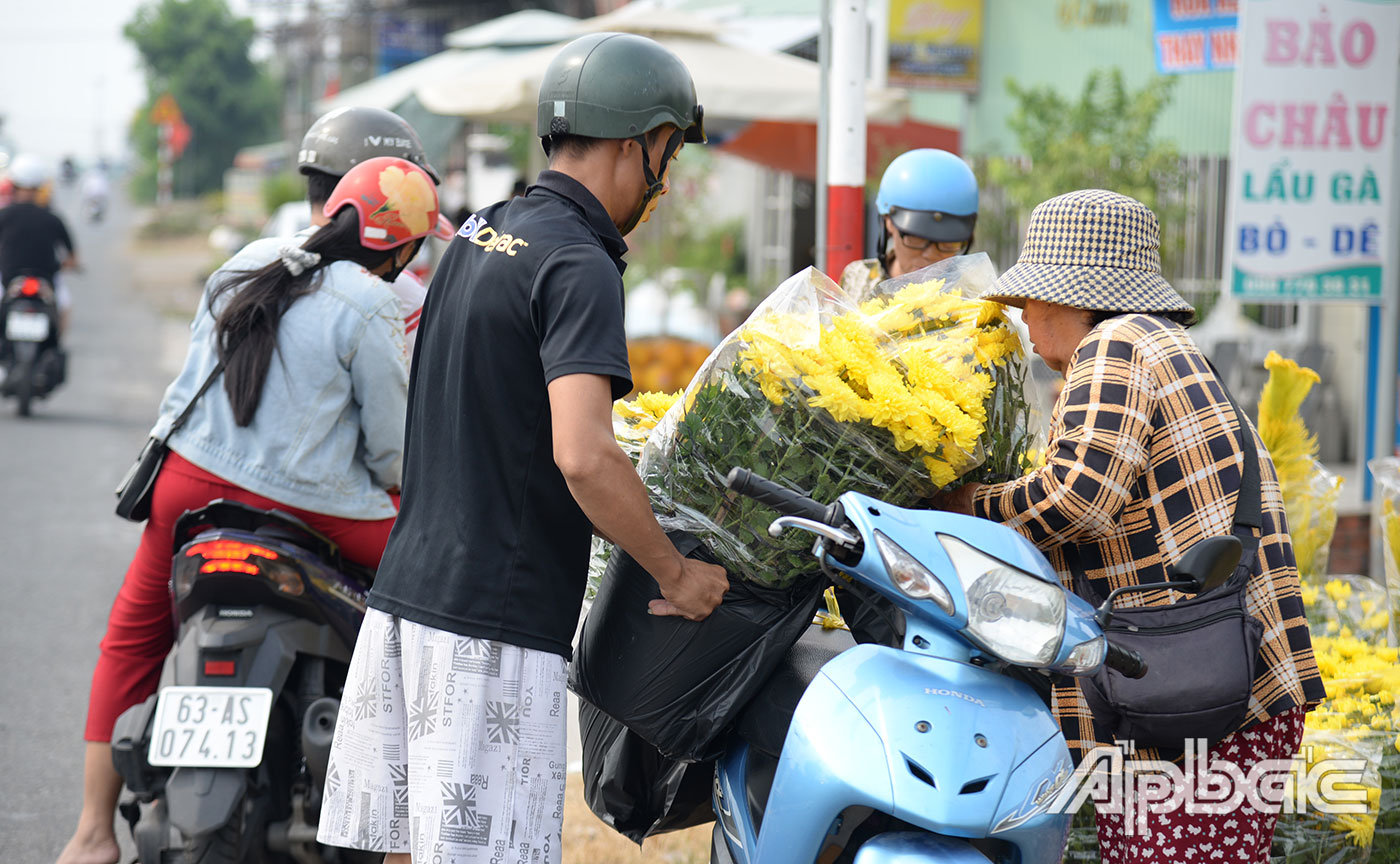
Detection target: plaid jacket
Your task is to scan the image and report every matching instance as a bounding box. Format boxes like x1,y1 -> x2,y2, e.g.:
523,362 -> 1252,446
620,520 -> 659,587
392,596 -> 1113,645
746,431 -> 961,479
973,314 -> 1326,761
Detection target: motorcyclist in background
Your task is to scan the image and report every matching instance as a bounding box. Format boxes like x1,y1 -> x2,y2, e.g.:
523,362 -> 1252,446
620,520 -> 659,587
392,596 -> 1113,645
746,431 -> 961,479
838,147 -> 978,294
80,168 -> 110,224
0,154 -> 80,336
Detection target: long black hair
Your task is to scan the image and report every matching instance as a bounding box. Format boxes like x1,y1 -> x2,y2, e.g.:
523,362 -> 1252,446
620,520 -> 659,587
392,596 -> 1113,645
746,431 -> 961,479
211,205 -> 399,426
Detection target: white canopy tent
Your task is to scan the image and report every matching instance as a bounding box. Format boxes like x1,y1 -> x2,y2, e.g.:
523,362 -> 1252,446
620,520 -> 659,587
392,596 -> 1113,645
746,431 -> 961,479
416,6 -> 907,127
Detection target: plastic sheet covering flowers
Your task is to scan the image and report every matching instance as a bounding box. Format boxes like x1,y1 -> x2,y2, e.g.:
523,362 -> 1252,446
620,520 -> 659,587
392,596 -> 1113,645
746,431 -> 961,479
586,390 -> 685,600
1368,457 -> 1400,645
1272,575 -> 1399,863
1258,351 -> 1344,581
636,254 -> 1042,588
613,390 -> 683,462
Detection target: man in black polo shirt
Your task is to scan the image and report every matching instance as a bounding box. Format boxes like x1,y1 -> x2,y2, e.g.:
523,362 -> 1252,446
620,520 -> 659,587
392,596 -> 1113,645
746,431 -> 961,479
319,33 -> 727,864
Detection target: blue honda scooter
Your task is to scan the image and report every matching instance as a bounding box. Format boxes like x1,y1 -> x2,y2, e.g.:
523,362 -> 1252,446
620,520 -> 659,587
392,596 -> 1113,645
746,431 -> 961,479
710,468 -> 1162,864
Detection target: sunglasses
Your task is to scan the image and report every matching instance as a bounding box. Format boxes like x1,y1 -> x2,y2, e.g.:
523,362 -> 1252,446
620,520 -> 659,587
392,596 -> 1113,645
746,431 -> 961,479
893,227 -> 966,256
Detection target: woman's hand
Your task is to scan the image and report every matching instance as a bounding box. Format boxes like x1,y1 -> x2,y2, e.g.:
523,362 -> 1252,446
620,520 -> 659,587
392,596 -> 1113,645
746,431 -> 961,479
929,482 -> 981,516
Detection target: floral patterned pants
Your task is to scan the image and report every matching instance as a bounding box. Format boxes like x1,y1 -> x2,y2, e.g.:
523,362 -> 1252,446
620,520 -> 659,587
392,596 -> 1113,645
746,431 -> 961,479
1095,706 -> 1308,863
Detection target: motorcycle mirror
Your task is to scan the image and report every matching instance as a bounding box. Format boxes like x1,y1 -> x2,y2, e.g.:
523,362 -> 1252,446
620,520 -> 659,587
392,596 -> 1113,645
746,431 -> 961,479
1094,536 -> 1243,627
1166,535 -> 1242,596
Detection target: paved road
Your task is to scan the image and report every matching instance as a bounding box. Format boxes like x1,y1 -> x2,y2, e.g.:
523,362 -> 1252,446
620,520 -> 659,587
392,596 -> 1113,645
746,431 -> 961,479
0,184 -> 179,861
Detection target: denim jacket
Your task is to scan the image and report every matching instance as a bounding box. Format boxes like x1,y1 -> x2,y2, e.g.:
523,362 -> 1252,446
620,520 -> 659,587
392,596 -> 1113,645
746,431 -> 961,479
151,238 -> 409,520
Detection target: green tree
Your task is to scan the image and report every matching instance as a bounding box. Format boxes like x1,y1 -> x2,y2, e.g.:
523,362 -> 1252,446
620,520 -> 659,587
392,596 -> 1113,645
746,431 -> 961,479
125,0 -> 280,199
989,68 -> 1180,211
981,69 -> 1184,277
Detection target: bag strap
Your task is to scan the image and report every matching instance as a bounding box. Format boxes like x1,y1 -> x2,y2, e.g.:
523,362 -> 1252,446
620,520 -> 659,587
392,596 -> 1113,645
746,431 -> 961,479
160,358 -> 226,445
1067,358 -> 1262,605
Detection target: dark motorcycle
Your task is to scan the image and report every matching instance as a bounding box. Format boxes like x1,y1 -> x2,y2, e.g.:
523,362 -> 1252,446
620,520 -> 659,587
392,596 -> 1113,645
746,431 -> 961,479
110,500 -> 377,863
1,275 -> 65,416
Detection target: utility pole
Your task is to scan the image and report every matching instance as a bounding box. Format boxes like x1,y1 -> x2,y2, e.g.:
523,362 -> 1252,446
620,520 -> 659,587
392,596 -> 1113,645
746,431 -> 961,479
823,0 -> 868,279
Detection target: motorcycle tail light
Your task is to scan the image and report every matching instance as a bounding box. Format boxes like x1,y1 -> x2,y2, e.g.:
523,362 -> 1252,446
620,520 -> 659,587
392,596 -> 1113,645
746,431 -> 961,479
181,539 -> 305,596
201,560 -> 260,575
186,540 -> 280,562
203,659 -> 236,676
20,278 -> 40,297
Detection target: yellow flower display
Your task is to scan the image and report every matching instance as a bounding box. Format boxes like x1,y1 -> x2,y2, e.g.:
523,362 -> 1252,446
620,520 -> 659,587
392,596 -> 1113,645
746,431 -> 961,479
1277,574 -> 1400,860
637,259 -> 1043,587
611,390 -> 682,462
1257,351 -> 1343,581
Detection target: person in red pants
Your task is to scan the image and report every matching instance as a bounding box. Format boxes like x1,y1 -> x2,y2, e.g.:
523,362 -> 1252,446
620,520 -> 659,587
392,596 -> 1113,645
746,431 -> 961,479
56,157 -> 445,864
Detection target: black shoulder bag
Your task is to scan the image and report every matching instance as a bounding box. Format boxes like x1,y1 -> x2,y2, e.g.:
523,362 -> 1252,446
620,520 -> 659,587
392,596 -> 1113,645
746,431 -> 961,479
114,360 -> 225,523
1075,389 -> 1266,755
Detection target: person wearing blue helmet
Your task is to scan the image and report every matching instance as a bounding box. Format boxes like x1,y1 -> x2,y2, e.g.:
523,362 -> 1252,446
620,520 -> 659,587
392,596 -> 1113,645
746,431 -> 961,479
839,148 -> 979,293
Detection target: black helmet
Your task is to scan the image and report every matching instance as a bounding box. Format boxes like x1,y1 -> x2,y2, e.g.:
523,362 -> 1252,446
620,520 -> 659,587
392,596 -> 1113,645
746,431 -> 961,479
536,32 -> 705,144
298,106 -> 439,183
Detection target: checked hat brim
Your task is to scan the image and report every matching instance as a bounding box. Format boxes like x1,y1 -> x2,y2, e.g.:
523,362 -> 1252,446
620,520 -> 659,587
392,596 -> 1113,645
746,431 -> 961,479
983,259 -> 1194,316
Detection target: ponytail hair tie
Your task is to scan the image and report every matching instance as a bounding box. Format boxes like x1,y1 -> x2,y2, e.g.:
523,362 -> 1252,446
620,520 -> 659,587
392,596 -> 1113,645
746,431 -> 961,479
278,244 -> 322,277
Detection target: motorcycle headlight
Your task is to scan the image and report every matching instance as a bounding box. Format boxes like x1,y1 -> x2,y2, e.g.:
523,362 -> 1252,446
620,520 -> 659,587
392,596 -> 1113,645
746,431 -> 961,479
874,531 -> 955,615
936,534 -> 1065,666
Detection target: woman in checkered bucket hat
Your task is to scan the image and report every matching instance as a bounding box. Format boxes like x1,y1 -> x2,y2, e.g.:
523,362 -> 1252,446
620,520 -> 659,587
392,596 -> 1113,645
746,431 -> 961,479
943,189 -> 1325,861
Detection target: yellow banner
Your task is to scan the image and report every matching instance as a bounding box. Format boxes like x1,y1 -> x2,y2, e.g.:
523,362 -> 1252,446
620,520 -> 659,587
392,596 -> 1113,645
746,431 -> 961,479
888,0 -> 983,91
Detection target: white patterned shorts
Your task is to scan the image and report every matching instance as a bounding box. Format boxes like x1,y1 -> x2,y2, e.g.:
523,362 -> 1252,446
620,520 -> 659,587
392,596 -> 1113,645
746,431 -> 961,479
317,609 -> 568,864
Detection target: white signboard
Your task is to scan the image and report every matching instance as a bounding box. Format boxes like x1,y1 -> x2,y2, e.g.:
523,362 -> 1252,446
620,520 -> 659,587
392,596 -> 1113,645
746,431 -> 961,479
1224,0 -> 1399,301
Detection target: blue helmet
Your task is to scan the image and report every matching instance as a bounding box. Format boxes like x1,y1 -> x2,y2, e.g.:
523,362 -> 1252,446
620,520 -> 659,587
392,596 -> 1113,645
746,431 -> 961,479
874,148 -> 978,245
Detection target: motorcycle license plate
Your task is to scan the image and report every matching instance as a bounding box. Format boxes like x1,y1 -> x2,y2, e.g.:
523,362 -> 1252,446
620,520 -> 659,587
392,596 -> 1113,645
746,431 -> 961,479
5,311 -> 49,342
147,686 -> 274,768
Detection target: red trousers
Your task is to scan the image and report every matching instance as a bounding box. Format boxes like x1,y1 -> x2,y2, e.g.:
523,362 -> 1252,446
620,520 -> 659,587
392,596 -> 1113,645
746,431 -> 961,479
85,450 -> 396,742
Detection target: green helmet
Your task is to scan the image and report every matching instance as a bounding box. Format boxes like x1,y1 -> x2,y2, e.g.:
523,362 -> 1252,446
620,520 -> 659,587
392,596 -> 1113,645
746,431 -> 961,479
536,32 -> 705,144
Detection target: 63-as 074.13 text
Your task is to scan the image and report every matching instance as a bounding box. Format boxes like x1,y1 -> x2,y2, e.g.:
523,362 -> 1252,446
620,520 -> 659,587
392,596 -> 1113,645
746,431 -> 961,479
147,686 -> 274,769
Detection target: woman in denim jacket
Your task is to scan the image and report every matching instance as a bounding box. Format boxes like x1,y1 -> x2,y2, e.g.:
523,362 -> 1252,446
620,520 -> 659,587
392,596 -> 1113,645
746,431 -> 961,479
58,157 -> 445,864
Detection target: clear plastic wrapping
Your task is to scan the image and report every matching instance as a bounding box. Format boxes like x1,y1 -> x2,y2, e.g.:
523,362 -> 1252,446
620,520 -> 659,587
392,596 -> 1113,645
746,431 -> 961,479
635,255 -> 1044,588
1368,458 -> 1400,645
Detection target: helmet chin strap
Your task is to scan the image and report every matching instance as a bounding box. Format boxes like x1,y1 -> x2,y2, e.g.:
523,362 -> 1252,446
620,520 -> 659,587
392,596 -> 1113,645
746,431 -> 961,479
619,128 -> 685,235
381,239 -> 424,283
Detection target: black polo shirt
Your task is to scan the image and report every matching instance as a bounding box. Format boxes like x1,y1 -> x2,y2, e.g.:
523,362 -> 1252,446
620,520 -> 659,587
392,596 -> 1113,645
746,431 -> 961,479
368,170 -> 633,658
0,202 -> 74,283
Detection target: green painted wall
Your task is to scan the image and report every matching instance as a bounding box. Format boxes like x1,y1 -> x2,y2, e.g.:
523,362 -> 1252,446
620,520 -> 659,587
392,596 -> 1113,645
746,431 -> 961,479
669,0 -> 1236,156
965,0 -> 1234,156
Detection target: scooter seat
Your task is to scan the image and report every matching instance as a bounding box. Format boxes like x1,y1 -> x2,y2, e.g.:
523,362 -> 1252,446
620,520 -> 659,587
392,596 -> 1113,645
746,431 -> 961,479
735,623 -> 856,757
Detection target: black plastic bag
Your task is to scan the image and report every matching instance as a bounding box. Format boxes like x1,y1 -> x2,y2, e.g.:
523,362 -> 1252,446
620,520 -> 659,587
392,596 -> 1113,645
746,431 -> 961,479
569,531 -> 825,762
577,698 -> 715,845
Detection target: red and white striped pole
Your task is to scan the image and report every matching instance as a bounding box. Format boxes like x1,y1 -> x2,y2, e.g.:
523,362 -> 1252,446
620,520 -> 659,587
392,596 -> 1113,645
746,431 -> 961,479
824,0 -> 868,279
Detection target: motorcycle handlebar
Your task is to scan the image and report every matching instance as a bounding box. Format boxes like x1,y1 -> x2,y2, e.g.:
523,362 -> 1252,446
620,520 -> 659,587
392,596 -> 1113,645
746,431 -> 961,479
1105,641 -> 1148,679
725,468 -> 832,525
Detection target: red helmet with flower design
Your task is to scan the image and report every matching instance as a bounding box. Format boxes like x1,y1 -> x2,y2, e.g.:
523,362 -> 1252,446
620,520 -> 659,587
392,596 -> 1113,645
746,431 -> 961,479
323,156 -> 455,252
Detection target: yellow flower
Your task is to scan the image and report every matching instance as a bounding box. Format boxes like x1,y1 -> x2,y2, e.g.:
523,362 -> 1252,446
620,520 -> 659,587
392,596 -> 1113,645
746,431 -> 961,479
1329,786 -> 1378,848
1324,579 -> 1353,605
377,164 -> 435,236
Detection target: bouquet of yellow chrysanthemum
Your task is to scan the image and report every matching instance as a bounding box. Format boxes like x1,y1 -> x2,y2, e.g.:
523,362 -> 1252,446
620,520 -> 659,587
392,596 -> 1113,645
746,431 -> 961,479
636,255 -> 1043,588
1259,351 -> 1344,581
1271,574 -> 1400,862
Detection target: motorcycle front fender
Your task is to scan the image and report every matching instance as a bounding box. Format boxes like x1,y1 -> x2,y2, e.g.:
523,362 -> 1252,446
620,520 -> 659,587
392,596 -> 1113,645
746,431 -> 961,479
852,832 -> 992,864
165,767 -> 246,836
